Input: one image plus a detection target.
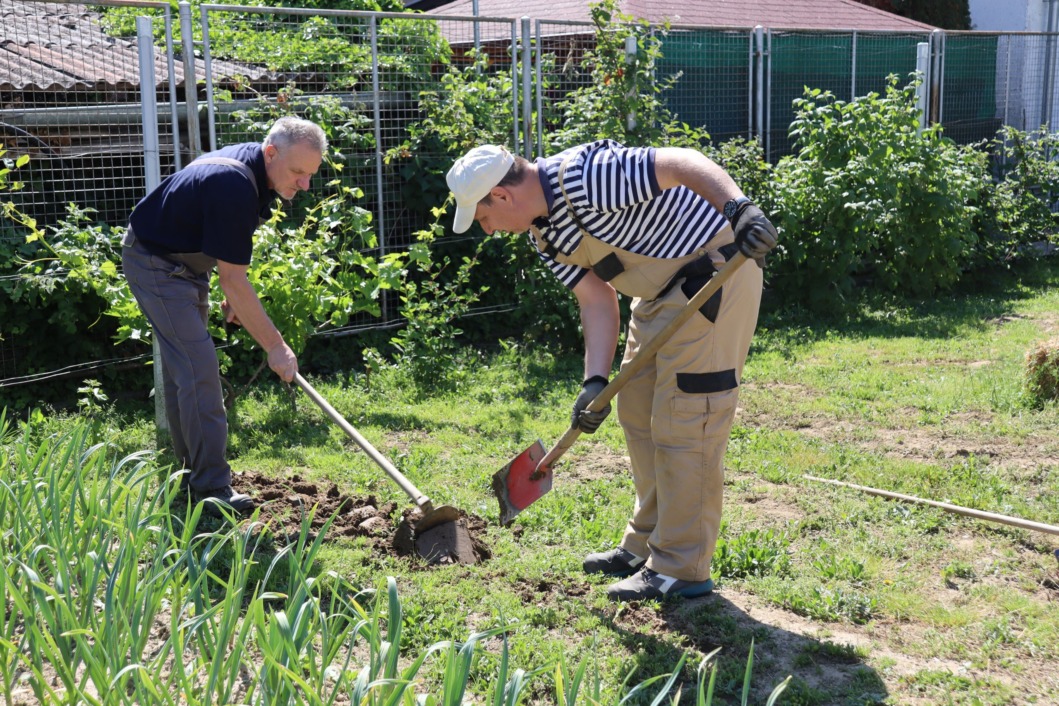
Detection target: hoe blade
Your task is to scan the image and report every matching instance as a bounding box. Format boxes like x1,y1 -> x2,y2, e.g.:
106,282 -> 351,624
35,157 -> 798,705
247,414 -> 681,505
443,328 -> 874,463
492,439 -> 550,526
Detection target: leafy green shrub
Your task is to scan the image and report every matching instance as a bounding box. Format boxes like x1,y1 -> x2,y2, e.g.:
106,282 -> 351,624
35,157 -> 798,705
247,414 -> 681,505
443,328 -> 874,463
1,203 -> 130,409
770,76 -> 988,309
703,136 -> 773,209
976,125 -> 1059,266
548,0 -> 711,152
1023,337 -> 1059,408
389,223 -> 489,392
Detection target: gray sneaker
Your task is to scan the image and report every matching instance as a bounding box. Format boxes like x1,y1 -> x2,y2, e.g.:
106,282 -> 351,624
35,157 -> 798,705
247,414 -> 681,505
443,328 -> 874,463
193,485 -> 256,515
606,568 -> 714,601
583,547 -> 646,577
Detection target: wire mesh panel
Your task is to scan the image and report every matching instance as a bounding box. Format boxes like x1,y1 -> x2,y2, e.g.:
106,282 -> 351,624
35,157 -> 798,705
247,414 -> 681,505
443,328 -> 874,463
200,5 -> 516,257
658,27 -> 753,144
942,33 -> 1006,143
535,19 -> 595,156
0,0 -> 178,389
853,31 -> 929,98
948,32 -> 1053,135
0,0 -> 179,227
768,31 -> 855,161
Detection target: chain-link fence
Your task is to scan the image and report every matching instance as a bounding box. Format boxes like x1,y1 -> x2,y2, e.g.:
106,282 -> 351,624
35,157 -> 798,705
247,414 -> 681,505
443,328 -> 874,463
3,0 -> 1059,393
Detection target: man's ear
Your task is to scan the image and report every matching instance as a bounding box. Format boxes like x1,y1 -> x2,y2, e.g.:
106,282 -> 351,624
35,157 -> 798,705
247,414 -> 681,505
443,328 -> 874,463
489,185 -> 511,203
264,144 -> 278,163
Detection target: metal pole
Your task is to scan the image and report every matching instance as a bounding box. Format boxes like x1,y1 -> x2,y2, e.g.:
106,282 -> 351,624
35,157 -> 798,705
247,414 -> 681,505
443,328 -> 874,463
138,18 -> 161,191
473,0 -> 480,52
765,29 -> 772,161
521,17 -> 532,156
916,41 -> 929,133
746,29 -> 753,139
138,15 -> 166,437
930,29 -> 944,125
370,18 -> 385,257
1003,35 -> 1011,129
163,7 -> 182,170
199,4 -> 217,152
625,34 -> 637,133
511,22 -> 518,150
850,30 -> 857,100
1044,0 -> 1058,129
178,1 -> 201,157
754,26 -> 764,147
535,19 -> 544,157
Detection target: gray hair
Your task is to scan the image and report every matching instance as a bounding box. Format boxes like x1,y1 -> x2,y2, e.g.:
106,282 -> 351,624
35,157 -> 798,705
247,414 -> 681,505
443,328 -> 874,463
262,116 -> 328,155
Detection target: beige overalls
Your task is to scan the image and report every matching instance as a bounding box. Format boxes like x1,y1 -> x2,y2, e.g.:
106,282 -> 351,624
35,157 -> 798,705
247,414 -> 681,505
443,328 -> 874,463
534,156 -> 763,582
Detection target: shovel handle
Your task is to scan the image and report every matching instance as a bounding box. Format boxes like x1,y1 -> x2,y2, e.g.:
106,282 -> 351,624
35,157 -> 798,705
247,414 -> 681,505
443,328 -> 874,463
294,373 -> 434,513
535,251 -> 750,476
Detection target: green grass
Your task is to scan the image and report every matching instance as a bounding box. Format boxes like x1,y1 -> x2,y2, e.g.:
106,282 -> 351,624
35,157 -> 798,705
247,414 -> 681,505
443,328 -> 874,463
5,259 -> 1059,703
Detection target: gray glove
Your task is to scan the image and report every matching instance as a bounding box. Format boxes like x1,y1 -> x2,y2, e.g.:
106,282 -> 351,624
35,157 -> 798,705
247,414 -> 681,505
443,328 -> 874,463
730,202 -> 779,268
571,376 -> 611,433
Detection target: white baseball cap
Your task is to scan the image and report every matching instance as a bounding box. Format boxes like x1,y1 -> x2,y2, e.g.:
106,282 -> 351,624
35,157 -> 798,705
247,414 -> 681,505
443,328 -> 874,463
446,145 -> 515,233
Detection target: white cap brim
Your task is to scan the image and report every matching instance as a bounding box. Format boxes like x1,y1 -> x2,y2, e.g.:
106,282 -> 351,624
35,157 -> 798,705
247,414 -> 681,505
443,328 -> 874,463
452,201 -> 477,234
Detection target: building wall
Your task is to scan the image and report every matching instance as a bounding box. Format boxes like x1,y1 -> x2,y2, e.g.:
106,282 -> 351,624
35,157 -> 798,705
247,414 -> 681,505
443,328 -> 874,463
970,0 -> 1029,31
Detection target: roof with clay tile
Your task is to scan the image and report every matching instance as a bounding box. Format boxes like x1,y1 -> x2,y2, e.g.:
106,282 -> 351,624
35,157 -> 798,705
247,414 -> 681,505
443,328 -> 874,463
422,0 -> 936,31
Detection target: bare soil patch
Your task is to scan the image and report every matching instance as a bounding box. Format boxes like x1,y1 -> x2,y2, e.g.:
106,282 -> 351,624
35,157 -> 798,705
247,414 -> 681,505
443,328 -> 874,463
235,471 -> 492,565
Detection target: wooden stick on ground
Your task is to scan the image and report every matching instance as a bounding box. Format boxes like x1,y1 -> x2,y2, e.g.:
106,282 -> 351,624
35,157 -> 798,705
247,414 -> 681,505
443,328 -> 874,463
803,475 -> 1059,537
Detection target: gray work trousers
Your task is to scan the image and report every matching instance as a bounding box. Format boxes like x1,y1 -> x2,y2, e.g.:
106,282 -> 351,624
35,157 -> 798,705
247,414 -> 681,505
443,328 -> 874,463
121,235 -> 231,492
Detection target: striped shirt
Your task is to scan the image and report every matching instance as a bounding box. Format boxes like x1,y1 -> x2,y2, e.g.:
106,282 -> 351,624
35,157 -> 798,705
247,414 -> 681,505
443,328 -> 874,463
532,139 -> 728,289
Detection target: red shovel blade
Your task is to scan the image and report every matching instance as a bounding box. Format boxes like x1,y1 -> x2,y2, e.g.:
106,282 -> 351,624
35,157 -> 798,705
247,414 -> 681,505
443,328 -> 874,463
492,439 -> 550,526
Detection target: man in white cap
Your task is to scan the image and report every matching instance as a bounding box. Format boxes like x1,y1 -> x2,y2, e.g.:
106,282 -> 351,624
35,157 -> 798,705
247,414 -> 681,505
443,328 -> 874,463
446,139 -> 777,601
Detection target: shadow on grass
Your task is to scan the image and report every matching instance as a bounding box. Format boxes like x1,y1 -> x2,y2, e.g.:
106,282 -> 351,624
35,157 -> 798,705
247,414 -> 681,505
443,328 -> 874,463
593,593 -> 887,705
756,256 -> 1059,353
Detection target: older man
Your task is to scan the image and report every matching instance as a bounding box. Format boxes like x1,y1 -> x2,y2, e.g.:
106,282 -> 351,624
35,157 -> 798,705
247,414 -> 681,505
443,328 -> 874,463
122,116 -> 327,512
446,140 -> 776,600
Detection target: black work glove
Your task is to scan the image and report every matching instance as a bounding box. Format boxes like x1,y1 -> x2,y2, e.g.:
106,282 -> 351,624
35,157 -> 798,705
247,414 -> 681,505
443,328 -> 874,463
730,201 -> 779,269
571,375 -> 611,433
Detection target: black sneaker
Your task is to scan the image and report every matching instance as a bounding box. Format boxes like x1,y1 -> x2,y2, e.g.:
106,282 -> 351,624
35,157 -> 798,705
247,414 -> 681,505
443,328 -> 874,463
192,485 -> 256,515
583,547 -> 646,577
606,568 -> 714,602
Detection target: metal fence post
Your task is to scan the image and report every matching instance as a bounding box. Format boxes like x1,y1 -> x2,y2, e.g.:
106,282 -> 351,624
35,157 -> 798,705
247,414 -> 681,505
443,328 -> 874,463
521,16 -> 532,156
200,5 -> 217,152
137,15 -> 167,436
178,1 -> 201,157
625,34 -> 638,132
916,41 -> 929,132
746,28 -> 754,139
754,26 -> 764,145
1044,0 -> 1058,129
765,28 -> 772,161
163,7 -> 182,170
851,30 -> 858,100
511,21 -> 519,151
370,16 -> 385,262
535,19 -> 544,157
930,29 -> 944,125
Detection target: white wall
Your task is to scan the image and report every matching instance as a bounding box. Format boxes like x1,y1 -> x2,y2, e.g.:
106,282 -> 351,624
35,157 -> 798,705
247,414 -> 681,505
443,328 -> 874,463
970,0 -> 1029,31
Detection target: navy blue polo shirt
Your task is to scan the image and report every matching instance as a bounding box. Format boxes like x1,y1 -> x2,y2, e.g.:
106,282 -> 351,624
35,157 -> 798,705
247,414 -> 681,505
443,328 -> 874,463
129,143 -> 274,265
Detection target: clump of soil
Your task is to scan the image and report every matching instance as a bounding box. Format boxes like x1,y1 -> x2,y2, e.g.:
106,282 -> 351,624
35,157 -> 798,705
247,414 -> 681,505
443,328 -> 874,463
235,471 -> 491,565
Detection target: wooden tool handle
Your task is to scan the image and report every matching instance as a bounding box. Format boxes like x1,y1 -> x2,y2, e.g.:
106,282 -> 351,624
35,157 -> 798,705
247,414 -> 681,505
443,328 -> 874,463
804,475 -> 1059,536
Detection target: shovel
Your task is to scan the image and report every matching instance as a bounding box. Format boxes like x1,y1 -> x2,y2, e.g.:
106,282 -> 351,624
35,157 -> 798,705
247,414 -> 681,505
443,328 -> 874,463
492,252 -> 749,525
294,373 -> 476,564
